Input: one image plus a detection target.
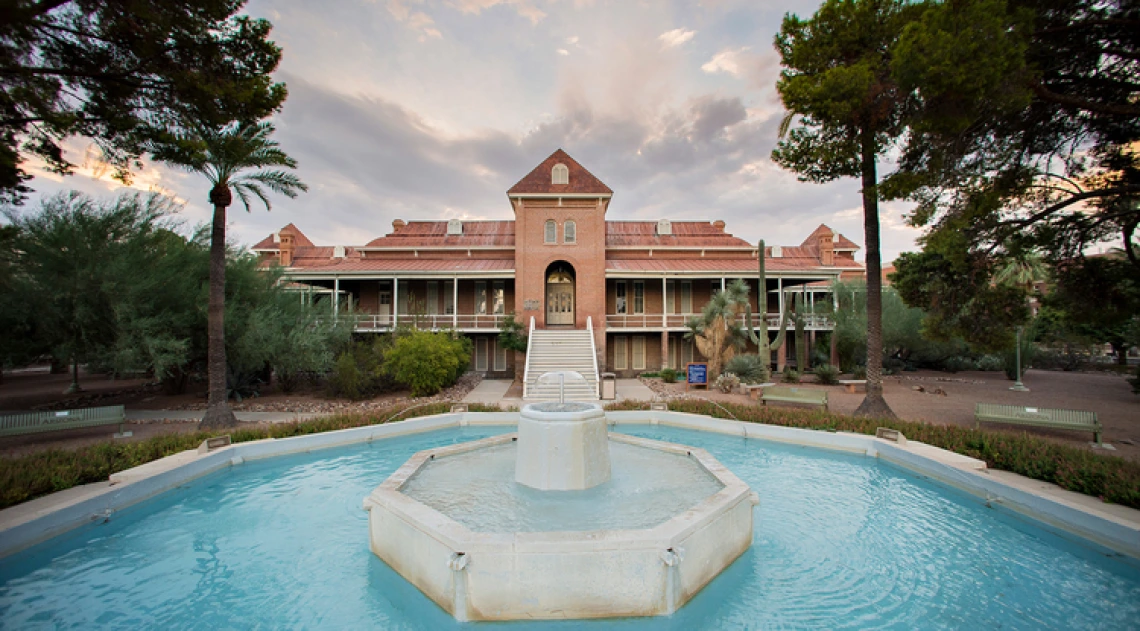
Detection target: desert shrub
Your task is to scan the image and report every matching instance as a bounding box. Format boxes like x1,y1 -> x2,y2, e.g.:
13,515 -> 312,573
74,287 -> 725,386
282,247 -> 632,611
977,354 -> 1004,372
326,337 -> 392,400
882,356 -> 906,375
385,329 -> 471,397
942,356 -> 978,373
725,354 -> 768,384
814,364 -> 839,385
715,372 -> 740,393
497,314 -> 528,353
660,368 -> 677,383
782,367 -> 801,383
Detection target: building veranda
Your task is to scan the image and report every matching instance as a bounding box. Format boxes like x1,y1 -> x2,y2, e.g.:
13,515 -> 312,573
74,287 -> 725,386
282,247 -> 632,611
255,150 -> 865,383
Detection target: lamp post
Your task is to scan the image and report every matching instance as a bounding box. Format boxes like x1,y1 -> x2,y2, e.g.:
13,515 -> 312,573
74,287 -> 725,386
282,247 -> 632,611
1010,326 -> 1029,392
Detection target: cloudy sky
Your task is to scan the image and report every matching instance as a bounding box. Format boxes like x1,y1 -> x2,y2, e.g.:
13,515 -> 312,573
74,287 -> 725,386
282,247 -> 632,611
23,0 -> 923,262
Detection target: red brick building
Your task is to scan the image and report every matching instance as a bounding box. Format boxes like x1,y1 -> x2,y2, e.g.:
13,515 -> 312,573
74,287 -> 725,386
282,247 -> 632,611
254,150 -> 863,381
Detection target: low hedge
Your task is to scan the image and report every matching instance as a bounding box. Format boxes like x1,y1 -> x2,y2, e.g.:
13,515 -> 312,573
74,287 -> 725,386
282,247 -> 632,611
0,402 -> 500,510
606,399 -> 1140,509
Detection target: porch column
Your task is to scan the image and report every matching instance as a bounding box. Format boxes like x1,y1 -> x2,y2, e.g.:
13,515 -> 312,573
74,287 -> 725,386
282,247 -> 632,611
777,277 -> 784,315
392,276 -> 398,327
661,331 -> 669,371
661,276 -> 667,327
721,277 -> 725,292
333,276 -> 340,317
453,276 -> 459,329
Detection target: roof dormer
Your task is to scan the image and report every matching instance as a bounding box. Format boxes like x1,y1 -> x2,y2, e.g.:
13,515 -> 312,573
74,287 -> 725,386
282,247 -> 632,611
447,218 -> 463,236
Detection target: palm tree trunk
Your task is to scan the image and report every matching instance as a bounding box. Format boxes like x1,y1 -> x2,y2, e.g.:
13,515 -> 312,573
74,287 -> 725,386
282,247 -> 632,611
854,129 -> 896,419
201,192 -> 237,429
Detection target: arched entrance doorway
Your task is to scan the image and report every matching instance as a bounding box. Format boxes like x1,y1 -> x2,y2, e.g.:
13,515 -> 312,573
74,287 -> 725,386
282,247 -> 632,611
545,262 -> 575,326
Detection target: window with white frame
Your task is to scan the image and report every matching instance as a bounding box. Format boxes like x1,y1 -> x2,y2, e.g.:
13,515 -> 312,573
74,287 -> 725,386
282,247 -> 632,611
443,280 -> 454,315
494,338 -> 507,371
544,220 -> 556,243
680,281 -> 692,313
632,336 -> 646,370
564,220 -> 576,244
492,280 -> 505,315
475,338 -> 488,371
426,281 -> 439,315
552,163 -> 569,185
633,281 -> 645,314
613,336 -> 628,370
665,280 -> 675,314
615,281 -> 627,314
475,281 -> 487,315
398,280 -> 410,314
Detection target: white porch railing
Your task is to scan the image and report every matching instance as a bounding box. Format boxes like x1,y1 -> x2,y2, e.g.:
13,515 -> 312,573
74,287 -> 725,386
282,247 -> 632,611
343,313 -> 509,331
605,313 -> 833,330
523,316 -> 535,398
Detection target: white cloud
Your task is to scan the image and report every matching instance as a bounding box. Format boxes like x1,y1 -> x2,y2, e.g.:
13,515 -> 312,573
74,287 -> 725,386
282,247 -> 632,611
450,0 -> 546,24
658,28 -> 696,49
557,48 -> 569,56
702,46 -> 751,75
387,0 -> 442,40
566,35 -> 579,45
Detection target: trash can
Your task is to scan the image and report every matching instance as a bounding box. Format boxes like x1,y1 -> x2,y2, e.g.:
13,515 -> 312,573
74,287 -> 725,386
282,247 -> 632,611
600,373 -> 616,400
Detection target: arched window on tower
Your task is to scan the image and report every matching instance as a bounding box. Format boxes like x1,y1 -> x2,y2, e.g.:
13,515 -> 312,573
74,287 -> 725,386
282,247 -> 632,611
552,163 -> 569,185
564,220 -> 576,244
544,219 -> 557,243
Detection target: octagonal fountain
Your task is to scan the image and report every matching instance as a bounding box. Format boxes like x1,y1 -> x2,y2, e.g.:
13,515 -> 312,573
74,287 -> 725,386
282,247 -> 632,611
363,375 -> 759,621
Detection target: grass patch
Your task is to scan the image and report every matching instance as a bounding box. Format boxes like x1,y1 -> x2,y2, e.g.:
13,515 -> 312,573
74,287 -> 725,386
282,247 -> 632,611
606,399 -> 1140,509
0,402 -> 501,511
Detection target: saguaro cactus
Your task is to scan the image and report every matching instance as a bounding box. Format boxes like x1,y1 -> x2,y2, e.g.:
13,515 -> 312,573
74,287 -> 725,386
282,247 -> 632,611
744,239 -> 791,383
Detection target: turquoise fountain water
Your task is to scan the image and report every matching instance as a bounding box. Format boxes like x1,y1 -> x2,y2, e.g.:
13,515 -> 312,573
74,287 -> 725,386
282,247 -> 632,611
1,425 -> 1137,629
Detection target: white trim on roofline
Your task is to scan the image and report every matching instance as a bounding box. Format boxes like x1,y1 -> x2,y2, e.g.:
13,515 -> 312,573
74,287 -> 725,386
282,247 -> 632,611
284,270 -> 516,280
507,193 -> 612,199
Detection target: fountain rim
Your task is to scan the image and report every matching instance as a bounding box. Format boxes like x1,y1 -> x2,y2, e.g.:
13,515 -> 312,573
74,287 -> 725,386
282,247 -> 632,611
364,431 -> 758,547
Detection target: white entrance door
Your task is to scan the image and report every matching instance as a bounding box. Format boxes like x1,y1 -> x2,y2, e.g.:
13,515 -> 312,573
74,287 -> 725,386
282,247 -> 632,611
547,284 -> 574,325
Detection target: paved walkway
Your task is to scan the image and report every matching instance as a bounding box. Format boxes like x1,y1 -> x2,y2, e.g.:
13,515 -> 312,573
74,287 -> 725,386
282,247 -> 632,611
615,378 -> 656,402
461,380 -> 514,406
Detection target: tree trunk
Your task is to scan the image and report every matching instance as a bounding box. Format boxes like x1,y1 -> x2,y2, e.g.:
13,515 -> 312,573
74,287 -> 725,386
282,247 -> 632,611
64,357 -> 81,394
201,190 -> 237,429
1112,341 -> 1128,366
854,130 -> 896,419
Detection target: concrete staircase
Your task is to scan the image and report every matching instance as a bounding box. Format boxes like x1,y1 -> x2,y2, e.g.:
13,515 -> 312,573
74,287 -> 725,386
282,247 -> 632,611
524,329 -> 599,400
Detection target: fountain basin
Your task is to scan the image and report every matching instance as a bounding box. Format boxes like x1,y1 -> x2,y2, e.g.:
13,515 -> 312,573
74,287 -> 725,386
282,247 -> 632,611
363,433 -> 758,621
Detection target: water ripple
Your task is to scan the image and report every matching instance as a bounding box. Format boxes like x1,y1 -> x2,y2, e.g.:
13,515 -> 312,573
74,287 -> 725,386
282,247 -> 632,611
0,425 -> 1137,630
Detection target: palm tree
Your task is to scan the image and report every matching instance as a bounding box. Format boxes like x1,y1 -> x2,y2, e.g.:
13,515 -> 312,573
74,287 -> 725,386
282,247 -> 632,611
152,121 -> 307,429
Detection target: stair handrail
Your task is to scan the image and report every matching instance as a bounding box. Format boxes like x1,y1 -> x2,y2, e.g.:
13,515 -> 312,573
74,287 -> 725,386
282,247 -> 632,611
586,315 -> 600,389
523,315 -> 536,398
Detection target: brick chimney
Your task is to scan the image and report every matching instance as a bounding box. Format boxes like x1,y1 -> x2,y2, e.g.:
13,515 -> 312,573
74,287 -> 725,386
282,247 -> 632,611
712,220 -> 726,232
279,231 -> 295,267
818,229 -> 834,266
392,219 -> 406,231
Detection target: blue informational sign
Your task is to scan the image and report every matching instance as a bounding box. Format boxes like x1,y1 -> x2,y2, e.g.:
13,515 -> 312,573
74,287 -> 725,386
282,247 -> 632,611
686,363 -> 708,389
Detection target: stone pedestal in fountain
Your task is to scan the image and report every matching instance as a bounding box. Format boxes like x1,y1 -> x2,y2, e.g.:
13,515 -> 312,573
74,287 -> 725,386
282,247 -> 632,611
516,402 -> 610,491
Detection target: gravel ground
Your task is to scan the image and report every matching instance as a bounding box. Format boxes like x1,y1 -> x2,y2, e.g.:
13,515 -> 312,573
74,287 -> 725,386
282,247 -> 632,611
641,369 -> 1140,461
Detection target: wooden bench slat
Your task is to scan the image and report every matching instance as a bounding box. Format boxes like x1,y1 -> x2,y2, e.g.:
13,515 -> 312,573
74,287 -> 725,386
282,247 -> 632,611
761,387 -> 828,410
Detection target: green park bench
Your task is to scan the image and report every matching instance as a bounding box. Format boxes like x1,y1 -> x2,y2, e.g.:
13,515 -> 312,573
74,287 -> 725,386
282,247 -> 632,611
974,403 -> 1101,444
761,387 -> 828,411
0,405 -> 132,438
